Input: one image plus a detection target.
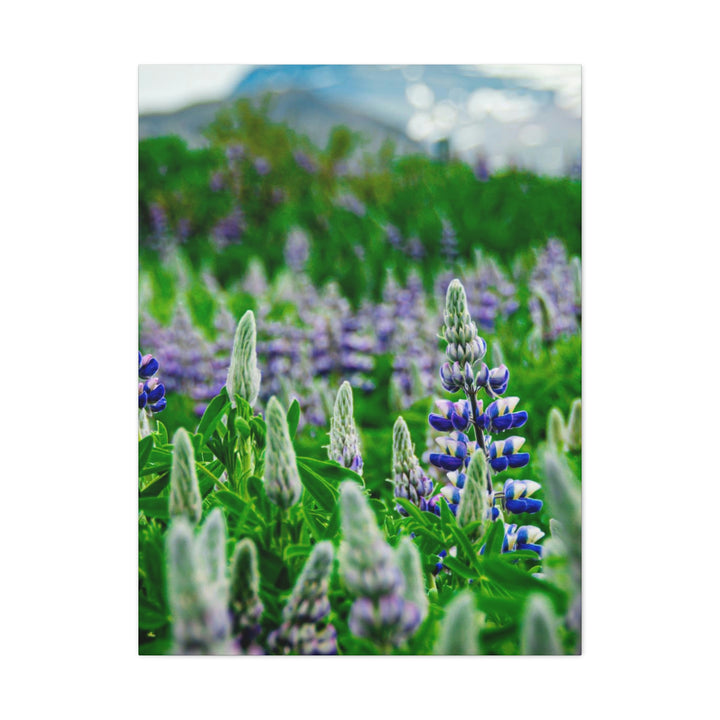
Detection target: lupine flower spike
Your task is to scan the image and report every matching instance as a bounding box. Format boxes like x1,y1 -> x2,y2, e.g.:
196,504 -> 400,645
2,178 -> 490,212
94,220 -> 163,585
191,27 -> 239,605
166,513 -> 233,655
169,427 -> 202,525
264,396 -> 302,509
339,482 -> 421,647
425,278 -> 545,557
138,351 -> 166,438
226,310 -> 261,408
230,538 -> 264,653
269,541 -> 338,655
520,594 -> 562,655
328,381 -> 363,474
392,417 -> 434,513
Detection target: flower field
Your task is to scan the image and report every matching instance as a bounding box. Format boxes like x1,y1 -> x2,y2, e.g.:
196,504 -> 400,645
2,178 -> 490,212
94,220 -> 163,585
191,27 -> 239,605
138,99 -> 582,655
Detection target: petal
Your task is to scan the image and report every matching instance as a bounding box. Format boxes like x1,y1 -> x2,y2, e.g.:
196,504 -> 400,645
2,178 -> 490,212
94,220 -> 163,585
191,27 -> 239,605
429,414 -> 453,432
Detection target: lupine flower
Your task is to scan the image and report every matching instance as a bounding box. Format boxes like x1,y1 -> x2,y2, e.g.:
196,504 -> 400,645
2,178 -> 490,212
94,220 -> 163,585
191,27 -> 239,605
440,219 -> 459,265
488,436 -> 530,472
328,381 -> 363,474
433,591 -> 480,655
263,396 -> 302,509
426,278 -> 544,556
392,417 -> 434,513
230,538 -> 264,653
138,352 -> 166,413
166,511 -> 234,655
520,594 -> 562,655
529,239 -> 581,340
502,524 -> 545,554
503,479 -> 543,514
169,428 -> 202,525
284,228 -> 310,273
339,482 -> 422,647
226,310 -> 261,408
269,541 -> 337,655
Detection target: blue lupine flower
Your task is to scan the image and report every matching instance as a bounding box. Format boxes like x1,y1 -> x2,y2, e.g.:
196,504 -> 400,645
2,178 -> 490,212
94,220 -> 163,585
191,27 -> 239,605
488,437 -> 529,472
504,479 -> 543,514
138,352 -> 166,413
502,524 -> 545,555
428,399 -> 472,433
484,397 -> 527,432
139,352 -> 159,379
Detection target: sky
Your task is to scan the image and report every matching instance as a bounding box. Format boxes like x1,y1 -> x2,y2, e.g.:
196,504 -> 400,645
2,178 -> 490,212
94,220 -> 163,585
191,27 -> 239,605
138,65 -> 250,113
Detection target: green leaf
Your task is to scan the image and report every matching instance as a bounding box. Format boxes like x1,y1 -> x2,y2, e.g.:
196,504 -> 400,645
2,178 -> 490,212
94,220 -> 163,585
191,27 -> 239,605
196,388 -> 229,441
154,421 -> 168,446
448,517 -> 482,569
484,519 -> 506,557
396,498 -> 429,527
214,490 -> 248,519
138,496 -> 169,520
139,599 -> 169,630
441,555 -> 478,580
283,544 -> 313,562
297,461 -> 339,513
287,398 -> 300,439
296,456 -> 363,484
139,435 -> 154,471
235,416 -> 251,439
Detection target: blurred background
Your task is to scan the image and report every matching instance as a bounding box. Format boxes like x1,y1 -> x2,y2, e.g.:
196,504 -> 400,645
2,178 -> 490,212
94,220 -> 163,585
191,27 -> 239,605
138,64 -> 581,495
140,64 -> 581,176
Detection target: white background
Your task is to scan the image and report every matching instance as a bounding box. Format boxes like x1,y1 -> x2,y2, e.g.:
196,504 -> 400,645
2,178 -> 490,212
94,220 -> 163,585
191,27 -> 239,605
2,1 -> 718,718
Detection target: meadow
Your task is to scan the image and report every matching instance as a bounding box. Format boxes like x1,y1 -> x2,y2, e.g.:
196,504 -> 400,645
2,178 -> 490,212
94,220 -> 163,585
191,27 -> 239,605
138,98 -> 582,655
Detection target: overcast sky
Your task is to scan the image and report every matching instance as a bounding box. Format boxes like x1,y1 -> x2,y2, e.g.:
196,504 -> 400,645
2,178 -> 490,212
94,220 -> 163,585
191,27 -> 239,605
138,65 -> 251,114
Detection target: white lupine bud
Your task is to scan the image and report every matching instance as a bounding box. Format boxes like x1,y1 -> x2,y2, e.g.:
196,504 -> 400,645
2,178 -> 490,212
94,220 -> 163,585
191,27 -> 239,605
328,381 -> 363,475
457,452 -> 490,535
230,538 -> 264,650
521,595 -> 562,655
546,407 -> 567,453
264,396 -> 302,509
169,428 -> 202,524
396,537 -> 428,623
434,592 -> 480,655
227,310 -> 261,407
166,515 -> 233,655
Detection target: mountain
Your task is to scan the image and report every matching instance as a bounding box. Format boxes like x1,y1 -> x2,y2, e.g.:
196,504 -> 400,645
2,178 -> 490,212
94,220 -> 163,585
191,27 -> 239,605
139,64 -> 581,175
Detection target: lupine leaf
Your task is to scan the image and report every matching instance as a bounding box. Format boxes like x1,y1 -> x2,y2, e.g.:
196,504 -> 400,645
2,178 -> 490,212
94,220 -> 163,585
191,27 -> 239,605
296,461 -> 339,513
296,456 -> 363,484
287,398 -> 300,438
139,435 -> 154,471
441,555 -> 478,579
196,388 -> 229,441
138,496 -> 169,520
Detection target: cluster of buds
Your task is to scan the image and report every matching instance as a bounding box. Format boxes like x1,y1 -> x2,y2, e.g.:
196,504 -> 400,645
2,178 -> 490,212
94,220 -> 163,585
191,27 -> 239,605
391,417 -> 434,513
263,397 -> 303,509
229,538 -> 264,654
268,542 -> 338,655
166,509 -> 234,655
328,382 -> 363,474
339,482 -> 424,647
138,352 -> 166,414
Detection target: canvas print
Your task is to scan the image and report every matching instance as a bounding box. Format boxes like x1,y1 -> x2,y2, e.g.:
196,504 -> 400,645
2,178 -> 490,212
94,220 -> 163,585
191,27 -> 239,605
138,64 -> 582,655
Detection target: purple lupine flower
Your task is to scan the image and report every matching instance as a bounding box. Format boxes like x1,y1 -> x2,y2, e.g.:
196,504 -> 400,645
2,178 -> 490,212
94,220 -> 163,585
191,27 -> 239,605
293,150 -> 318,174
253,157 -> 270,176
529,239 -> 581,341
440,219 -> 459,264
